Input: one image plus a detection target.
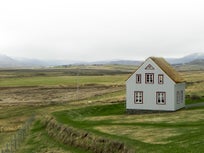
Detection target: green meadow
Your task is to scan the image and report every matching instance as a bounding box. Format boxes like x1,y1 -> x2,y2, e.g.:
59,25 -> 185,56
53,103 -> 204,153
0,75 -> 127,87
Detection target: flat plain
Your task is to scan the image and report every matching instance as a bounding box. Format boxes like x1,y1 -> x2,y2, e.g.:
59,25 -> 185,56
0,65 -> 203,153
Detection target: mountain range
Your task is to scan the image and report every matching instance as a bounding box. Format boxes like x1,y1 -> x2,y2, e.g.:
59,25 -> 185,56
0,52 -> 204,68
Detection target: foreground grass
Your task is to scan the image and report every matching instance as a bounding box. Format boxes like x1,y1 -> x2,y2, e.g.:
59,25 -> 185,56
53,103 -> 204,153
17,120 -> 91,153
0,106 -> 35,146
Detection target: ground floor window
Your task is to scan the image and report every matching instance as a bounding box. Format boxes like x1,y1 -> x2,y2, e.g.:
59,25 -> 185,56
156,92 -> 166,105
181,90 -> 184,103
134,91 -> 143,104
176,91 -> 180,104
177,90 -> 184,104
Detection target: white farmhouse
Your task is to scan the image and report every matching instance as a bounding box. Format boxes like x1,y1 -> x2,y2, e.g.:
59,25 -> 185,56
126,57 -> 185,113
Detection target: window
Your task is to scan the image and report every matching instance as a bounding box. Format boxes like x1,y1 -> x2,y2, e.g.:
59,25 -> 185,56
134,91 -> 143,104
136,74 -> 141,84
145,64 -> 155,70
176,91 -> 180,104
156,92 -> 166,105
180,90 -> 184,103
177,90 -> 184,104
145,73 -> 154,84
158,74 -> 164,84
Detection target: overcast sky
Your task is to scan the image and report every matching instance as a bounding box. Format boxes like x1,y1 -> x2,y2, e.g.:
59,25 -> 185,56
0,0 -> 204,61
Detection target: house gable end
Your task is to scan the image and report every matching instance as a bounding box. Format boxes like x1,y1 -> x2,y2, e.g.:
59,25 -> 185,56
126,57 -> 184,84
126,56 -> 185,112
126,57 -> 153,82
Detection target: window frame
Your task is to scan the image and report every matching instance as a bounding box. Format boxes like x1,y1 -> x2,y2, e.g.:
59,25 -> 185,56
145,64 -> 155,70
134,91 -> 143,104
136,74 -> 141,84
176,91 -> 180,104
158,74 -> 164,84
145,73 -> 154,84
180,90 -> 184,103
156,92 -> 166,105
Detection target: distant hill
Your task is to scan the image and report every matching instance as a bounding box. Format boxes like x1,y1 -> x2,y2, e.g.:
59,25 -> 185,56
187,59 -> 204,65
0,54 -> 22,68
107,60 -> 142,65
81,60 -> 142,66
75,52 -> 204,66
174,58 -> 204,71
0,52 -> 203,68
166,52 -> 204,64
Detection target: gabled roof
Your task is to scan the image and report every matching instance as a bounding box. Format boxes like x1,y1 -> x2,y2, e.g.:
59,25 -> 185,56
150,57 -> 184,83
127,57 -> 184,83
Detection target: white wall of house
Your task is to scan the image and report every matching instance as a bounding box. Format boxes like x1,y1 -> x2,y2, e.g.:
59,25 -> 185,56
126,58 -> 185,111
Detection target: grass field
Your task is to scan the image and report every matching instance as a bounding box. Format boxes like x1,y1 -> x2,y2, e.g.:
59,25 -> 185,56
17,120 -> 92,153
53,103 -> 204,153
0,65 -> 203,152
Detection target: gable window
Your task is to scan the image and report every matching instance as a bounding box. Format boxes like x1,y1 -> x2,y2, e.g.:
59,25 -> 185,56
156,92 -> 166,105
145,73 -> 154,84
136,74 -> 141,84
134,91 -> 143,104
158,74 -> 164,84
145,64 -> 155,70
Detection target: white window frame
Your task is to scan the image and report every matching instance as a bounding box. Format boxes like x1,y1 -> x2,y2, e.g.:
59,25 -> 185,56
145,73 -> 154,84
158,74 -> 164,84
134,91 -> 143,104
136,74 -> 141,84
156,92 -> 166,105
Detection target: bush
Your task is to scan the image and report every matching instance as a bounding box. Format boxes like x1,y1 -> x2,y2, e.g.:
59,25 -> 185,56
190,95 -> 201,100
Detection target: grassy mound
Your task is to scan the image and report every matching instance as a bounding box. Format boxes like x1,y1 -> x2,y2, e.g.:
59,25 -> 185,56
44,116 -> 133,153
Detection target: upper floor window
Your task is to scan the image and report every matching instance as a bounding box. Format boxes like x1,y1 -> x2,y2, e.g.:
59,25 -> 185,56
145,73 -> 154,84
158,74 -> 164,84
156,92 -> 166,105
136,74 -> 141,84
134,91 -> 143,104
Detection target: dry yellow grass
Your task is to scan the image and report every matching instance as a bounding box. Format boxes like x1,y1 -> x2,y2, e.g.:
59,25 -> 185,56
84,108 -> 204,124
0,133 -> 15,148
180,71 -> 204,96
95,125 -> 180,144
84,108 -> 204,145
